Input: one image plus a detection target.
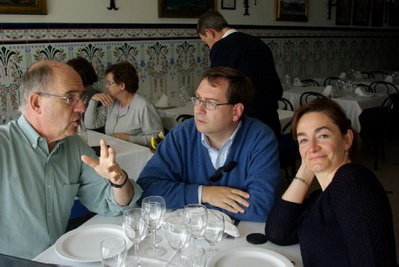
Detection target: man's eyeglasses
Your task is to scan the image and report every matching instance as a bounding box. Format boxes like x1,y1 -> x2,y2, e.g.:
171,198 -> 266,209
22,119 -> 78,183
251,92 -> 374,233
191,96 -> 233,111
209,161 -> 237,182
38,92 -> 87,106
106,81 -> 117,86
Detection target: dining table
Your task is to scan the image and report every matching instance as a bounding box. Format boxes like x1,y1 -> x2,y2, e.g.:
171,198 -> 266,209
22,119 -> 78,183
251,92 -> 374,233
282,86 -> 387,132
87,130 -> 153,181
33,212 -> 303,267
158,103 -> 294,131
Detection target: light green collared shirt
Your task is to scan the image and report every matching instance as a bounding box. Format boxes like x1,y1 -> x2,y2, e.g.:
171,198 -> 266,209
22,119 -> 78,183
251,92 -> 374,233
0,116 -> 142,259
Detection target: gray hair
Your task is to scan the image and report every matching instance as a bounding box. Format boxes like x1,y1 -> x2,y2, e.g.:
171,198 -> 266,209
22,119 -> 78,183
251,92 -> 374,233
19,62 -> 53,113
197,11 -> 229,35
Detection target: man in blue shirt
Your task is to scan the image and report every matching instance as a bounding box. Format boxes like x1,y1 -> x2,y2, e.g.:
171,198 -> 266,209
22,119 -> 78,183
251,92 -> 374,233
137,67 -> 280,222
0,60 -> 142,259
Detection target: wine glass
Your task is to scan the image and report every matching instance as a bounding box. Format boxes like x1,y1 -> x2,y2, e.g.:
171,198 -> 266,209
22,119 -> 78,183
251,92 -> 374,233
142,196 -> 167,257
164,214 -> 192,266
204,212 -> 225,254
100,237 -> 127,267
183,204 -> 208,245
122,208 -> 149,267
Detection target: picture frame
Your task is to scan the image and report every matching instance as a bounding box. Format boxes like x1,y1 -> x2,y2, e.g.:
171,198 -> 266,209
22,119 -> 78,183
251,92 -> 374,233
158,0 -> 215,18
388,0 -> 399,26
336,0 -> 352,25
353,0 -> 371,26
371,0 -> 385,27
221,0 -> 236,10
0,0 -> 47,15
275,0 -> 308,22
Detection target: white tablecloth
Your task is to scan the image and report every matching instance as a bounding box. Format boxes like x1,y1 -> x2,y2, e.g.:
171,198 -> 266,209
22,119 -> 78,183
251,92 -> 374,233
87,130 -> 152,181
158,103 -> 293,131
34,214 -> 302,267
282,87 -> 387,132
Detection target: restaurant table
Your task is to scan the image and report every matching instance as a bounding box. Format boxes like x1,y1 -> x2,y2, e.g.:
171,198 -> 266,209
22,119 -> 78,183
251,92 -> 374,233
87,130 -> 152,181
158,103 -> 294,131
282,86 -> 387,132
313,77 -> 399,88
34,213 -> 303,267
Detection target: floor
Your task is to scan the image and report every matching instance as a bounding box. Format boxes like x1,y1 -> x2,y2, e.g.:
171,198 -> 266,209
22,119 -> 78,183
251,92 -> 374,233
281,136 -> 399,262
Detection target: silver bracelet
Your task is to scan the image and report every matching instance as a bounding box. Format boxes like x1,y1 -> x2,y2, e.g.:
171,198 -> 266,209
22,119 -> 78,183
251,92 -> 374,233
293,177 -> 311,188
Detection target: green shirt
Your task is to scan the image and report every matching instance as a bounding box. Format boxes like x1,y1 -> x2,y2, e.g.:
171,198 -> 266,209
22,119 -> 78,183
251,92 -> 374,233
0,116 -> 142,259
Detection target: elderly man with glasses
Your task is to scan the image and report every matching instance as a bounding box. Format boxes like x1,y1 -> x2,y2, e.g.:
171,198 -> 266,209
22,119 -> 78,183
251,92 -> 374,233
0,60 -> 142,259
137,67 -> 280,222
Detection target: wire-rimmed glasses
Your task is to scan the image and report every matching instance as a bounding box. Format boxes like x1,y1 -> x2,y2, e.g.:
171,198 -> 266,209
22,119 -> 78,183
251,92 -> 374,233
142,196 -> 167,257
209,161 -> 237,182
191,96 -> 234,111
38,92 -> 87,106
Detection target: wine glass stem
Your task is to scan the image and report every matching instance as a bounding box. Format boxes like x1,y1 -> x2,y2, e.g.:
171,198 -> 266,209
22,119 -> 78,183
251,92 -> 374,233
152,228 -> 158,249
134,243 -> 140,265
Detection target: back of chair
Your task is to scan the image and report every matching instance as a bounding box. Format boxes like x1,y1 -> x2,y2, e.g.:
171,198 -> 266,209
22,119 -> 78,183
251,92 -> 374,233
369,81 -> 399,95
324,76 -> 342,86
353,83 -> 374,93
278,97 -> 294,111
300,91 -> 328,105
369,70 -> 388,79
301,79 -> 319,87
176,114 -> 194,124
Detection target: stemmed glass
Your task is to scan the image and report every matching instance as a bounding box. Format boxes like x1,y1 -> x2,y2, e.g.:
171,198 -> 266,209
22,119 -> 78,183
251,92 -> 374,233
183,204 -> 208,245
164,214 -> 192,266
204,212 -> 225,254
142,196 -> 167,257
122,208 -> 149,267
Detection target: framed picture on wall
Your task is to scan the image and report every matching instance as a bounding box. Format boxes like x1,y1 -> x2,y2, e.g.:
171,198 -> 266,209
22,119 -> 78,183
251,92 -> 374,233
0,0 -> 47,15
275,0 -> 309,22
371,0 -> 385,26
353,0 -> 371,26
158,0 -> 215,18
388,0 -> 399,26
221,0 -> 236,10
336,0 -> 352,25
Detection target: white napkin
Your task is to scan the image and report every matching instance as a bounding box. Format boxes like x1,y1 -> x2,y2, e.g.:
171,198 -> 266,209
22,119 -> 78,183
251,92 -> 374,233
354,87 -> 368,97
354,71 -> 363,79
225,220 -> 240,238
339,72 -> 346,80
155,94 -> 169,108
385,75 -> 393,83
322,85 -> 333,97
293,77 -> 303,87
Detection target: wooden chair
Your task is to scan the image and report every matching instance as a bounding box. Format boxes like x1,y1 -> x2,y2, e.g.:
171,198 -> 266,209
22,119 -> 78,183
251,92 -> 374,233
278,120 -> 298,183
323,76 -> 343,86
353,83 -> 374,93
369,70 -> 389,79
300,91 -> 328,106
278,97 -> 294,111
369,81 -> 398,95
301,79 -> 320,87
176,114 -> 193,124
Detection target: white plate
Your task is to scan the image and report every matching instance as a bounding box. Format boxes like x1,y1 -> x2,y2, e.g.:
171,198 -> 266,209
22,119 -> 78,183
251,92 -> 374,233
207,247 -> 294,267
54,224 -> 132,262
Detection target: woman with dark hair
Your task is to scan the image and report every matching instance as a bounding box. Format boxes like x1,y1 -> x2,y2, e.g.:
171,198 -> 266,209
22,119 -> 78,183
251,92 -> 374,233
84,61 -> 163,147
265,98 -> 397,266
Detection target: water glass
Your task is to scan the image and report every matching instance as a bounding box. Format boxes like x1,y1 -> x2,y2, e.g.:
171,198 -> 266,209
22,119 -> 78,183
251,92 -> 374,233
183,204 -> 208,244
181,245 -> 206,267
100,237 -> 127,267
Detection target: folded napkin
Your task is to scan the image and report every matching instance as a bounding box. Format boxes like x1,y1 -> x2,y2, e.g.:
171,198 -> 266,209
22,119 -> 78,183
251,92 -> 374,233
155,94 -> 169,108
322,85 -> 333,97
293,77 -> 303,87
354,71 -> 363,79
339,72 -> 346,80
385,75 -> 393,83
354,87 -> 371,97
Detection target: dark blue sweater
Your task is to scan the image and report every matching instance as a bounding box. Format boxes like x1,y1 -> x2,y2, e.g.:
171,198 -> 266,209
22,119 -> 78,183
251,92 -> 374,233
137,117 -> 280,222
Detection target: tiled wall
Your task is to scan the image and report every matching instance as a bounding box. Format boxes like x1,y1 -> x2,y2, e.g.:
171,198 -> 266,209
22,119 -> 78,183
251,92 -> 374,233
1,23 -> 398,120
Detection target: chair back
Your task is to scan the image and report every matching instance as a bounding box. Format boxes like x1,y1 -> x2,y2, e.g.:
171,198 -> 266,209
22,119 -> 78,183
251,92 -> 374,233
300,91 -> 328,105
301,79 -> 319,87
278,97 -> 294,111
369,81 -> 399,95
369,70 -> 388,79
324,76 -> 343,86
353,83 -> 373,93
176,114 -> 194,124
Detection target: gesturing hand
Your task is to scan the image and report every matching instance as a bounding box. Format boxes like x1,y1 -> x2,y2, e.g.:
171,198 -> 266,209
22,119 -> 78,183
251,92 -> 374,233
81,139 -> 125,184
91,93 -> 114,106
202,186 -> 250,214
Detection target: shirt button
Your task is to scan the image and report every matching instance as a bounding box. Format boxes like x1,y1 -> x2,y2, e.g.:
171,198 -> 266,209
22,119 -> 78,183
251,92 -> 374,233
32,144 -> 37,149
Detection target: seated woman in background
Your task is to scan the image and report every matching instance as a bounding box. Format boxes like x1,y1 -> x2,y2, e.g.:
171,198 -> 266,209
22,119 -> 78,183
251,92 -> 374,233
84,61 -> 163,147
66,56 -> 100,105
265,98 -> 397,266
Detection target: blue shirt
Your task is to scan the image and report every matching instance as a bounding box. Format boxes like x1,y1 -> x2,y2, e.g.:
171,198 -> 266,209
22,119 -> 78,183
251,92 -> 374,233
0,116 -> 142,259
